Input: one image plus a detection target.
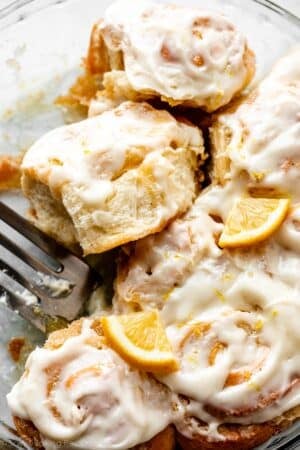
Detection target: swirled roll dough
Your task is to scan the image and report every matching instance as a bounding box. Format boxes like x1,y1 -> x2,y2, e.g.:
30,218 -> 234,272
7,319 -> 174,450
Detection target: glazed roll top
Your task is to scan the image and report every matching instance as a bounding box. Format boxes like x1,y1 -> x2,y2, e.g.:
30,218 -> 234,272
7,319 -> 173,450
94,0 -> 254,111
211,48 -> 300,204
22,101 -> 204,254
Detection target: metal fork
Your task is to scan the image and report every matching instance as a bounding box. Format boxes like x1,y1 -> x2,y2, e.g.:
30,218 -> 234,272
0,201 -> 97,333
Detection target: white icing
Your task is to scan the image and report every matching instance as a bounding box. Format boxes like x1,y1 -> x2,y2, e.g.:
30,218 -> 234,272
100,0 -> 252,110
7,319 -> 172,449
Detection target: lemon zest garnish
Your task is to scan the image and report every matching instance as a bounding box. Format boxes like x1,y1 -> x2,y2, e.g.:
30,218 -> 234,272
225,64 -> 234,77
174,253 -> 184,260
175,320 -> 188,329
222,272 -> 233,282
49,157 -> 63,166
192,29 -> 203,39
251,171 -> 266,182
248,380 -> 261,392
175,315 -> 193,329
162,289 -> 174,302
214,289 -> 226,302
187,352 -> 199,366
254,319 -> 264,331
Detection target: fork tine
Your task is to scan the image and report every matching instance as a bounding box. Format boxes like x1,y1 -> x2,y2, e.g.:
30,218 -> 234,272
0,201 -> 92,280
0,201 -> 98,326
0,270 -> 70,334
0,241 -> 42,286
0,240 -> 92,321
0,201 -> 63,272
0,239 -> 72,301
0,225 -> 60,278
0,270 -> 45,332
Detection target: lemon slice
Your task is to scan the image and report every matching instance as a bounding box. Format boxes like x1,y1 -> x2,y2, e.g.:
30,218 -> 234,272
219,197 -> 290,248
101,310 -> 178,373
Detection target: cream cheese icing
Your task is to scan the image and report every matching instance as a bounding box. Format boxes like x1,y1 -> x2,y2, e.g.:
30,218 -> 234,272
99,0 -> 253,111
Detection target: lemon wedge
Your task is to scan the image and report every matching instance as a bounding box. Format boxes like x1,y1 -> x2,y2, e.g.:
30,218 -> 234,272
219,197 -> 290,248
101,310 -> 178,373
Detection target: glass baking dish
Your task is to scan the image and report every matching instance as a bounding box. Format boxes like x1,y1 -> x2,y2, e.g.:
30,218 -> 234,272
0,0 -> 299,448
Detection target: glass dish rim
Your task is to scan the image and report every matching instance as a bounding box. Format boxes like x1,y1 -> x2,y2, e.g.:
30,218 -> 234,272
0,0 -> 299,28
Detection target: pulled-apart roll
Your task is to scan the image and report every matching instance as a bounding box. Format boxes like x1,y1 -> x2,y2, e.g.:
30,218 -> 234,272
7,318 -> 175,450
21,101 -> 204,254
86,0 -> 255,115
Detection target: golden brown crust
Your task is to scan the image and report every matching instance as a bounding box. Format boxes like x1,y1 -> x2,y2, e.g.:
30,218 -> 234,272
55,72 -> 102,111
55,21 -> 110,112
86,21 -> 112,76
13,416 -> 175,450
8,337 -> 26,362
0,154 -> 22,190
176,406 -> 300,450
176,424 -> 276,450
56,19 -> 125,114
13,410 -> 298,450
13,416 -> 44,450
44,318 -> 84,349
